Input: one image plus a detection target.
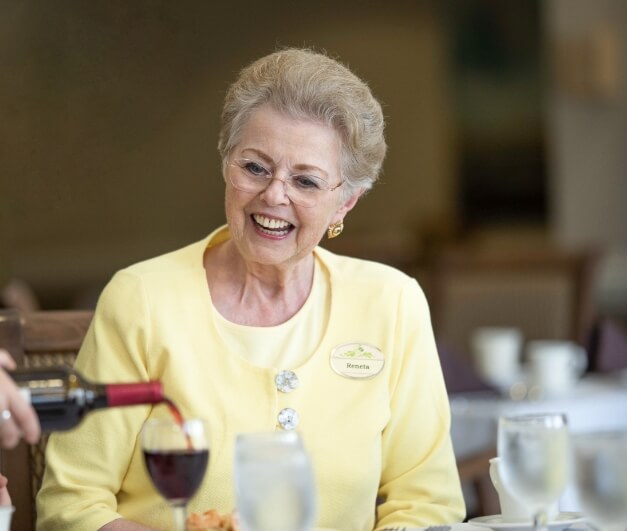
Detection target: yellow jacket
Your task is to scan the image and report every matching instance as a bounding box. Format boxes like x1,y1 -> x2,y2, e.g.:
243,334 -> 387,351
37,226 -> 465,531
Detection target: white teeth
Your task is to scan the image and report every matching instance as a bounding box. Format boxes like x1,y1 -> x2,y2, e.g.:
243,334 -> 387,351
253,214 -> 290,230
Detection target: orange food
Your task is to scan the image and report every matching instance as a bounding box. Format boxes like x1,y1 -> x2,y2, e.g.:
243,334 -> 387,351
186,509 -> 239,531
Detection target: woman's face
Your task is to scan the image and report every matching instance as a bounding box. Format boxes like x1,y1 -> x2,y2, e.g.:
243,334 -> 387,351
224,104 -> 360,270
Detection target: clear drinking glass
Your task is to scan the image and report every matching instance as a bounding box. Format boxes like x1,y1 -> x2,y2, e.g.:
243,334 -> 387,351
141,418 -> 210,531
234,431 -> 316,531
573,431 -> 627,531
497,413 -> 571,531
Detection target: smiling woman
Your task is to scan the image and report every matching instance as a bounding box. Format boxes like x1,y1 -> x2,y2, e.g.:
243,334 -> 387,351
218,103 -> 356,289
37,48 -> 465,531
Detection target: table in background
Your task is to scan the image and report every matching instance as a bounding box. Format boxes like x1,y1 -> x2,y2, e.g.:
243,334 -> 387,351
449,371 -> 627,511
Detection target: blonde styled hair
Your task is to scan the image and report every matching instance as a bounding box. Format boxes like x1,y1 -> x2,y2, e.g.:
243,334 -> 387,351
218,48 -> 386,196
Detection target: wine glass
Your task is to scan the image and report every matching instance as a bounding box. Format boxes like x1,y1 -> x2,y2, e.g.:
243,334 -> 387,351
141,417 -> 210,531
234,431 -> 316,531
497,413 -> 571,531
573,430 -> 627,531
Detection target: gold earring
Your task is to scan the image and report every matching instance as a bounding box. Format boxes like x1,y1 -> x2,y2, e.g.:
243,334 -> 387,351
327,221 -> 344,239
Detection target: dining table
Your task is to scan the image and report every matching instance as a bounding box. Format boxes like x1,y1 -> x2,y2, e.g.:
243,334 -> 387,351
393,522 -> 591,531
449,370 -> 627,512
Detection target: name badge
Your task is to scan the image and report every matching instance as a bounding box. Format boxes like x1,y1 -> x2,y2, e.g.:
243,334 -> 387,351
330,343 -> 385,379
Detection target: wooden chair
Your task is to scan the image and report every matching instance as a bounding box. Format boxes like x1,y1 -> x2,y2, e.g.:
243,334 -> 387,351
430,246 -> 600,361
0,309 -> 93,531
456,447 -> 500,519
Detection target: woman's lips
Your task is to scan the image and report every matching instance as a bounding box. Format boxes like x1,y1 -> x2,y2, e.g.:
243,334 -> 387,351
251,214 -> 293,237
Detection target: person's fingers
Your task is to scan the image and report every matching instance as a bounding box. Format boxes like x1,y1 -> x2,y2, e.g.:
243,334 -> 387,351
7,394 -> 40,444
0,488 -> 11,507
0,474 -> 12,506
0,417 -> 21,450
0,350 -> 16,371
0,365 -> 41,445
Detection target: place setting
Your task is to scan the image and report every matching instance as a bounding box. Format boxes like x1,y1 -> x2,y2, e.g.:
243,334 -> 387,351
467,412 -> 627,531
470,327 -> 589,400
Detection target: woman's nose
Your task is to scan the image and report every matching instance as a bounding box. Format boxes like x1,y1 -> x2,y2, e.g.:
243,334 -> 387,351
261,175 -> 291,206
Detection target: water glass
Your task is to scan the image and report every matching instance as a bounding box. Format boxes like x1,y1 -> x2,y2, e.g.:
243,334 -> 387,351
573,431 -> 627,531
234,431 -> 316,531
498,413 -> 571,531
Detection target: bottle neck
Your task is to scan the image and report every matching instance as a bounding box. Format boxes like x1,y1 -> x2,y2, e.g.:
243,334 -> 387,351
104,381 -> 164,407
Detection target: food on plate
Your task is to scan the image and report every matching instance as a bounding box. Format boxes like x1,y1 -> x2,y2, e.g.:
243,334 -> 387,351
186,509 -> 240,531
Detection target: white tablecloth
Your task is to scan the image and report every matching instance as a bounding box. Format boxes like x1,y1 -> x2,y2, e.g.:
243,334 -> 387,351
407,522 -> 589,531
449,372 -> 627,511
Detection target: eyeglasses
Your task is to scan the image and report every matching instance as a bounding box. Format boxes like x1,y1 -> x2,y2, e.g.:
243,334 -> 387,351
228,157 -> 343,208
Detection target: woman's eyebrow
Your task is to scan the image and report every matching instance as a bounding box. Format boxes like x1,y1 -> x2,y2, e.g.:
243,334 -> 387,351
291,162 -> 329,177
240,147 -> 275,166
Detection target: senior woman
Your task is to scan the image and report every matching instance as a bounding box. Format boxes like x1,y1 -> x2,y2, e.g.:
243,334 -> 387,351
37,48 -> 465,530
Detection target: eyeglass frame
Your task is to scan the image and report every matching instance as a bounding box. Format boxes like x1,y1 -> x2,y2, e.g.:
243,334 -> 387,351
227,157 -> 344,207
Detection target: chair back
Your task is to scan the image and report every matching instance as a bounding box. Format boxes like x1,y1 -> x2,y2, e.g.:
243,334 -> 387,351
0,309 -> 93,531
456,447 -> 500,518
430,246 -> 600,360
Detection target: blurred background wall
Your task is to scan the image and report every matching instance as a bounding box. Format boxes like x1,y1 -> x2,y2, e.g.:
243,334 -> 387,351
545,0 -> 627,326
1,0 -> 625,327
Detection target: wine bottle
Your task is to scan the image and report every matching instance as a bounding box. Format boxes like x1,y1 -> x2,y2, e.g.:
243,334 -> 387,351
11,366 -> 164,432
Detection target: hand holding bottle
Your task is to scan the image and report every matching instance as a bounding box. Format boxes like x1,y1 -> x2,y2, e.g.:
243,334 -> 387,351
0,349 -> 40,448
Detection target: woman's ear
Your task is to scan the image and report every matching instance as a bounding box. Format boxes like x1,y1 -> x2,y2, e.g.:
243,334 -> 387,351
333,189 -> 364,223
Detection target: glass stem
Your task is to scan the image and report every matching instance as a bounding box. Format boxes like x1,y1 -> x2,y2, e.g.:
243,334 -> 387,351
172,503 -> 188,531
533,509 -> 548,531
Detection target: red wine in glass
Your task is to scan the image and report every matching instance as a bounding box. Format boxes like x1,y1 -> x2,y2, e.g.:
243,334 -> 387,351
141,417 -> 209,531
144,448 -> 209,504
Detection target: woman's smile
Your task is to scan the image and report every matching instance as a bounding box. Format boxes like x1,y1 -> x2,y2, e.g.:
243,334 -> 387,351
250,213 -> 294,238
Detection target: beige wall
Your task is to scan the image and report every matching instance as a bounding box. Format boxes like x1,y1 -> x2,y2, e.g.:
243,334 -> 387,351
1,1 -> 456,306
545,0 -> 627,319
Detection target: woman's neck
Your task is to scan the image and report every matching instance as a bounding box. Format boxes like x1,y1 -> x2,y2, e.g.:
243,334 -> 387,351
204,241 -> 315,326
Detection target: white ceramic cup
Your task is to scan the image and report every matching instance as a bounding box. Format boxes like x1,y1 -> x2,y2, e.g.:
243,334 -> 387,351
527,341 -> 588,397
0,506 -> 15,531
489,457 -> 559,522
471,327 -> 523,390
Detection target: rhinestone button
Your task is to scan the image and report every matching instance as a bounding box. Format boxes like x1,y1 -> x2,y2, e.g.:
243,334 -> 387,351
277,408 -> 299,430
275,370 -> 299,393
